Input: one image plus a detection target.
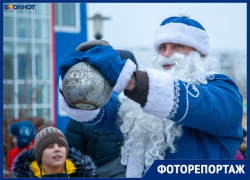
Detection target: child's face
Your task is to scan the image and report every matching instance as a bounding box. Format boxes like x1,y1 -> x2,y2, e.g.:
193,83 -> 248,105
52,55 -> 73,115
41,143 -> 67,169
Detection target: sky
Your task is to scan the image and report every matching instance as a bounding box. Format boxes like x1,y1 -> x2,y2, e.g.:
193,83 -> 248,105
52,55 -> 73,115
86,3 -> 247,52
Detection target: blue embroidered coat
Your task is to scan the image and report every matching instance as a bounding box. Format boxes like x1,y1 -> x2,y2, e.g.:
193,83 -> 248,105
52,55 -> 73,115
84,74 -> 243,159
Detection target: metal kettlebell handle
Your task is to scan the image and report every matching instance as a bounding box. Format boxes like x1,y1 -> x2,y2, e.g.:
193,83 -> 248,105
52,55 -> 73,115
76,40 -> 110,52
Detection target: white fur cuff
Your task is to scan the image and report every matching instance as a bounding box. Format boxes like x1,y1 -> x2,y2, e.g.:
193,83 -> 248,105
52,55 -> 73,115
113,59 -> 137,92
142,69 -> 175,119
59,77 -> 100,122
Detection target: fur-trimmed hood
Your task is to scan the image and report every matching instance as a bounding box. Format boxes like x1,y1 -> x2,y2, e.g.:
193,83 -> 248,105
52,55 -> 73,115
12,147 -> 96,177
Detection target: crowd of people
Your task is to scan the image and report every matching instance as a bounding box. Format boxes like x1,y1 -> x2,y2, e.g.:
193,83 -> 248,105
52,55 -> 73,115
7,13 -> 246,178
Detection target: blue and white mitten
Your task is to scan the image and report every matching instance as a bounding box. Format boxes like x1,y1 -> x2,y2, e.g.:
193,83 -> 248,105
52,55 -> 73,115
59,45 -> 137,92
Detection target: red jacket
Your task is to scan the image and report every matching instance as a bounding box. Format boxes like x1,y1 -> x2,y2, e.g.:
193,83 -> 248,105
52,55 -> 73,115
8,139 -> 34,172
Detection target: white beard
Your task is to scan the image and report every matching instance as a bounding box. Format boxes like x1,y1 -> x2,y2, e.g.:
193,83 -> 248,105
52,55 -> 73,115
118,94 -> 182,177
152,51 -> 217,85
118,51 -> 217,177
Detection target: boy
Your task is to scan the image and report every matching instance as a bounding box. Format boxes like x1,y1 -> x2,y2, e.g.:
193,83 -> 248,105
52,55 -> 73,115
12,126 -> 96,177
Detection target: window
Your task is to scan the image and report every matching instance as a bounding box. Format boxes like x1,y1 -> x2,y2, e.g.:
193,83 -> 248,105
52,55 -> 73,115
55,3 -> 80,33
3,3 -> 52,123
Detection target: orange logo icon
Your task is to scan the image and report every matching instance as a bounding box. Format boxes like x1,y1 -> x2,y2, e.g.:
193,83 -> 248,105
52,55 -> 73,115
9,4 -> 14,10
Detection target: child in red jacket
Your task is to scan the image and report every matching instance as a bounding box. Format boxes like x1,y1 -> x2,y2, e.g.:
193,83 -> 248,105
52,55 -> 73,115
8,120 -> 36,172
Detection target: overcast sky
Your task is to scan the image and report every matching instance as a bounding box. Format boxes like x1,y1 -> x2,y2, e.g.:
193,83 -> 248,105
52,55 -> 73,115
86,3 -> 246,52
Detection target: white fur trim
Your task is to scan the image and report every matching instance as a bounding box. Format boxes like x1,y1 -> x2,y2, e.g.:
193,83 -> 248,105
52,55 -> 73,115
113,59 -> 137,92
59,76 -> 63,90
142,69 -> 175,119
59,77 -> 100,122
178,12 -> 191,18
154,23 -> 209,55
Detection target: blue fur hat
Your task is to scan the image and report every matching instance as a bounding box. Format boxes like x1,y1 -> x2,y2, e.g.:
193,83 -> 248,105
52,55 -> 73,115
9,120 -> 36,148
154,13 -> 209,55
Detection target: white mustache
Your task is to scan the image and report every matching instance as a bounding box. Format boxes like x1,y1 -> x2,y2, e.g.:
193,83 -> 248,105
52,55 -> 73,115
152,53 -> 186,69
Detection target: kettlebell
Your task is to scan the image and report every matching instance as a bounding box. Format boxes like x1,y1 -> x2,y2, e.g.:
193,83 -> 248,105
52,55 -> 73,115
62,40 -> 113,110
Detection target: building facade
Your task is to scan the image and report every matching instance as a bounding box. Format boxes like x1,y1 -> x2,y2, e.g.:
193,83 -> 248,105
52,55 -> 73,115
3,3 -> 87,132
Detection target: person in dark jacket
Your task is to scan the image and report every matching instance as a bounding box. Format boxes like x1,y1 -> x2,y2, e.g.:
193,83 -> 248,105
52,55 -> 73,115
12,126 -> 96,177
65,49 -> 138,178
65,120 -> 125,177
